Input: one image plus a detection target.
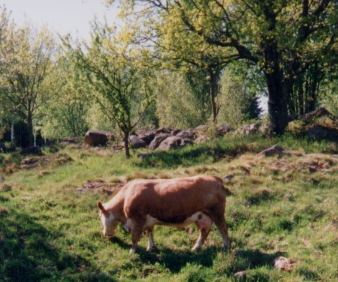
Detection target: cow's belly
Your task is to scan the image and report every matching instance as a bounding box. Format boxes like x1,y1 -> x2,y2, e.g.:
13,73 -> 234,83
144,212 -> 212,229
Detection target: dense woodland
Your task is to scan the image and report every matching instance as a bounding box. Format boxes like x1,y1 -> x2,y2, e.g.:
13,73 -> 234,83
0,0 -> 337,155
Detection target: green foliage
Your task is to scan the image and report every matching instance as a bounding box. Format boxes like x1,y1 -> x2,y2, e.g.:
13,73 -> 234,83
155,71 -> 207,128
41,53 -> 90,138
0,12 -> 55,146
218,69 -> 261,128
66,23 -> 155,157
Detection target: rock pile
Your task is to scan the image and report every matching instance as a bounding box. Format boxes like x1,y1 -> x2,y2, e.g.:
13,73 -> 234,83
129,125 -> 233,151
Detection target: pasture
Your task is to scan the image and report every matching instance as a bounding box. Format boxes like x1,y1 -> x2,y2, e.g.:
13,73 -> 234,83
0,135 -> 337,281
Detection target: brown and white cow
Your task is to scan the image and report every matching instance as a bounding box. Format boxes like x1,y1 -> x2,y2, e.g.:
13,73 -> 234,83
97,175 -> 232,253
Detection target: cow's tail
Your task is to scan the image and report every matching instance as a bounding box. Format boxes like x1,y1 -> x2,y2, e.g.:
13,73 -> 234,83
213,175 -> 233,196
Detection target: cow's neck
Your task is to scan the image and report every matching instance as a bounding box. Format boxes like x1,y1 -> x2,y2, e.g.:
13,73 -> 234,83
105,193 -> 125,223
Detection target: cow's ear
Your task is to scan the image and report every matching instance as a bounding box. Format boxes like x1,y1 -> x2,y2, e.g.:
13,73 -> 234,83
97,201 -> 107,214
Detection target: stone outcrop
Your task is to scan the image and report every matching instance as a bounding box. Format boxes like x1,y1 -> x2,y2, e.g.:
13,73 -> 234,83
84,130 -> 109,147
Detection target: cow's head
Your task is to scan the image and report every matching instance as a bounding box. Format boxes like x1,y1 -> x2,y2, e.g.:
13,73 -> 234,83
97,202 -> 118,237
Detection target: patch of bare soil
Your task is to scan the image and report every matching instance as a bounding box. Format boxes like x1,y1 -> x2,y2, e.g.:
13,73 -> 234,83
76,179 -> 125,195
20,153 -> 73,170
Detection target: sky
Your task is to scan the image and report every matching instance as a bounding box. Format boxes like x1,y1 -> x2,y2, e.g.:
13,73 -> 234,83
0,0 -> 119,39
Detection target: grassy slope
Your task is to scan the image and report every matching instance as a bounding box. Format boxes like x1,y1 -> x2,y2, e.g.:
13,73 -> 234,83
0,135 -> 337,281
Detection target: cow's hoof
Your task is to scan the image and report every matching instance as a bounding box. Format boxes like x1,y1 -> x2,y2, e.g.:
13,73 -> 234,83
146,246 -> 158,252
129,248 -> 137,254
191,246 -> 202,252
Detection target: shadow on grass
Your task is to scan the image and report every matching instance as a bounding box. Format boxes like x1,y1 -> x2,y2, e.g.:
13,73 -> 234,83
0,208 -> 116,282
110,235 -> 284,274
136,139 -> 258,169
138,246 -> 219,273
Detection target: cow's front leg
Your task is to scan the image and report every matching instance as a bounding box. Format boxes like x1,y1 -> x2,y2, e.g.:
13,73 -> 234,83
145,227 -> 156,252
129,218 -> 145,253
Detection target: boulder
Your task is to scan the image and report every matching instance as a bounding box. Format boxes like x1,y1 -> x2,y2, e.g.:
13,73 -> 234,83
158,136 -> 192,150
20,157 -> 40,169
216,123 -> 232,136
307,125 -> 338,142
136,129 -> 156,145
155,127 -> 173,134
84,130 -> 109,147
236,122 -> 261,135
194,135 -> 210,144
302,107 -> 334,122
130,135 -> 147,149
274,256 -> 296,272
234,271 -> 247,280
259,145 -> 285,157
176,130 -> 196,140
149,133 -> 170,150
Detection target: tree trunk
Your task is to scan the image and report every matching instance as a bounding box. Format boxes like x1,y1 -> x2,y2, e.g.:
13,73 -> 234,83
123,131 -> 130,159
263,39 -> 289,135
209,69 -> 220,123
265,72 -> 289,135
27,111 -> 34,147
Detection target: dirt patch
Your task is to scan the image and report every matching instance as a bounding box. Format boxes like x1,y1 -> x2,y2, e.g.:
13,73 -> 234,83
20,153 -> 73,170
76,179 -> 125,195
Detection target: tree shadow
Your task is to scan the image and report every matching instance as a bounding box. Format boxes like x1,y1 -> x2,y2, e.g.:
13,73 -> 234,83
138,246 -> 219,273
136,144 -> 242,169
109,232 -> 284,275
0,208 -> 116,282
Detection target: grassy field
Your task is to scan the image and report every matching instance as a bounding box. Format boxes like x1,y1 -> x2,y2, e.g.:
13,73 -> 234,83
0,135 -> 337,281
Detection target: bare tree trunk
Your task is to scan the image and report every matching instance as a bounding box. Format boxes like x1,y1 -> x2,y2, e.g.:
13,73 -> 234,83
27,111 -> 34,147
123,131 -> 130,158
209,69 -> 220,123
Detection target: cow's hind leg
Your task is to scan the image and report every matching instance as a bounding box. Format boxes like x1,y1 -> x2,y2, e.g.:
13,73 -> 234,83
129,218 -> 145,253
209,207 -> 230,250
145,227 -> 156,252
192,213 -> 213,252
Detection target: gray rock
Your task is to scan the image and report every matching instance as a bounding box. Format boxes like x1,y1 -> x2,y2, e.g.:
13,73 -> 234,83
234,270 -> 247,280
130,135 -> 147,149
158,136 -> 192,150
259,145 -> 285,157
307,125 -> 338,142
136,130 -> 156,145
217,123 -> 232,135
176,130 -> 196,140
149,133 -> 170,149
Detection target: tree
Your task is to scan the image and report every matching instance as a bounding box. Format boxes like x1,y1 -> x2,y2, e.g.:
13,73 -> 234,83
0,24 -> 54,147
111,0 -> 337,134
41,53 -> 90,138
67,24 -> 154,158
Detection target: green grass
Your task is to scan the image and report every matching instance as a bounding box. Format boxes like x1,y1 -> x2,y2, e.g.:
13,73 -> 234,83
0,135 -> 337,281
